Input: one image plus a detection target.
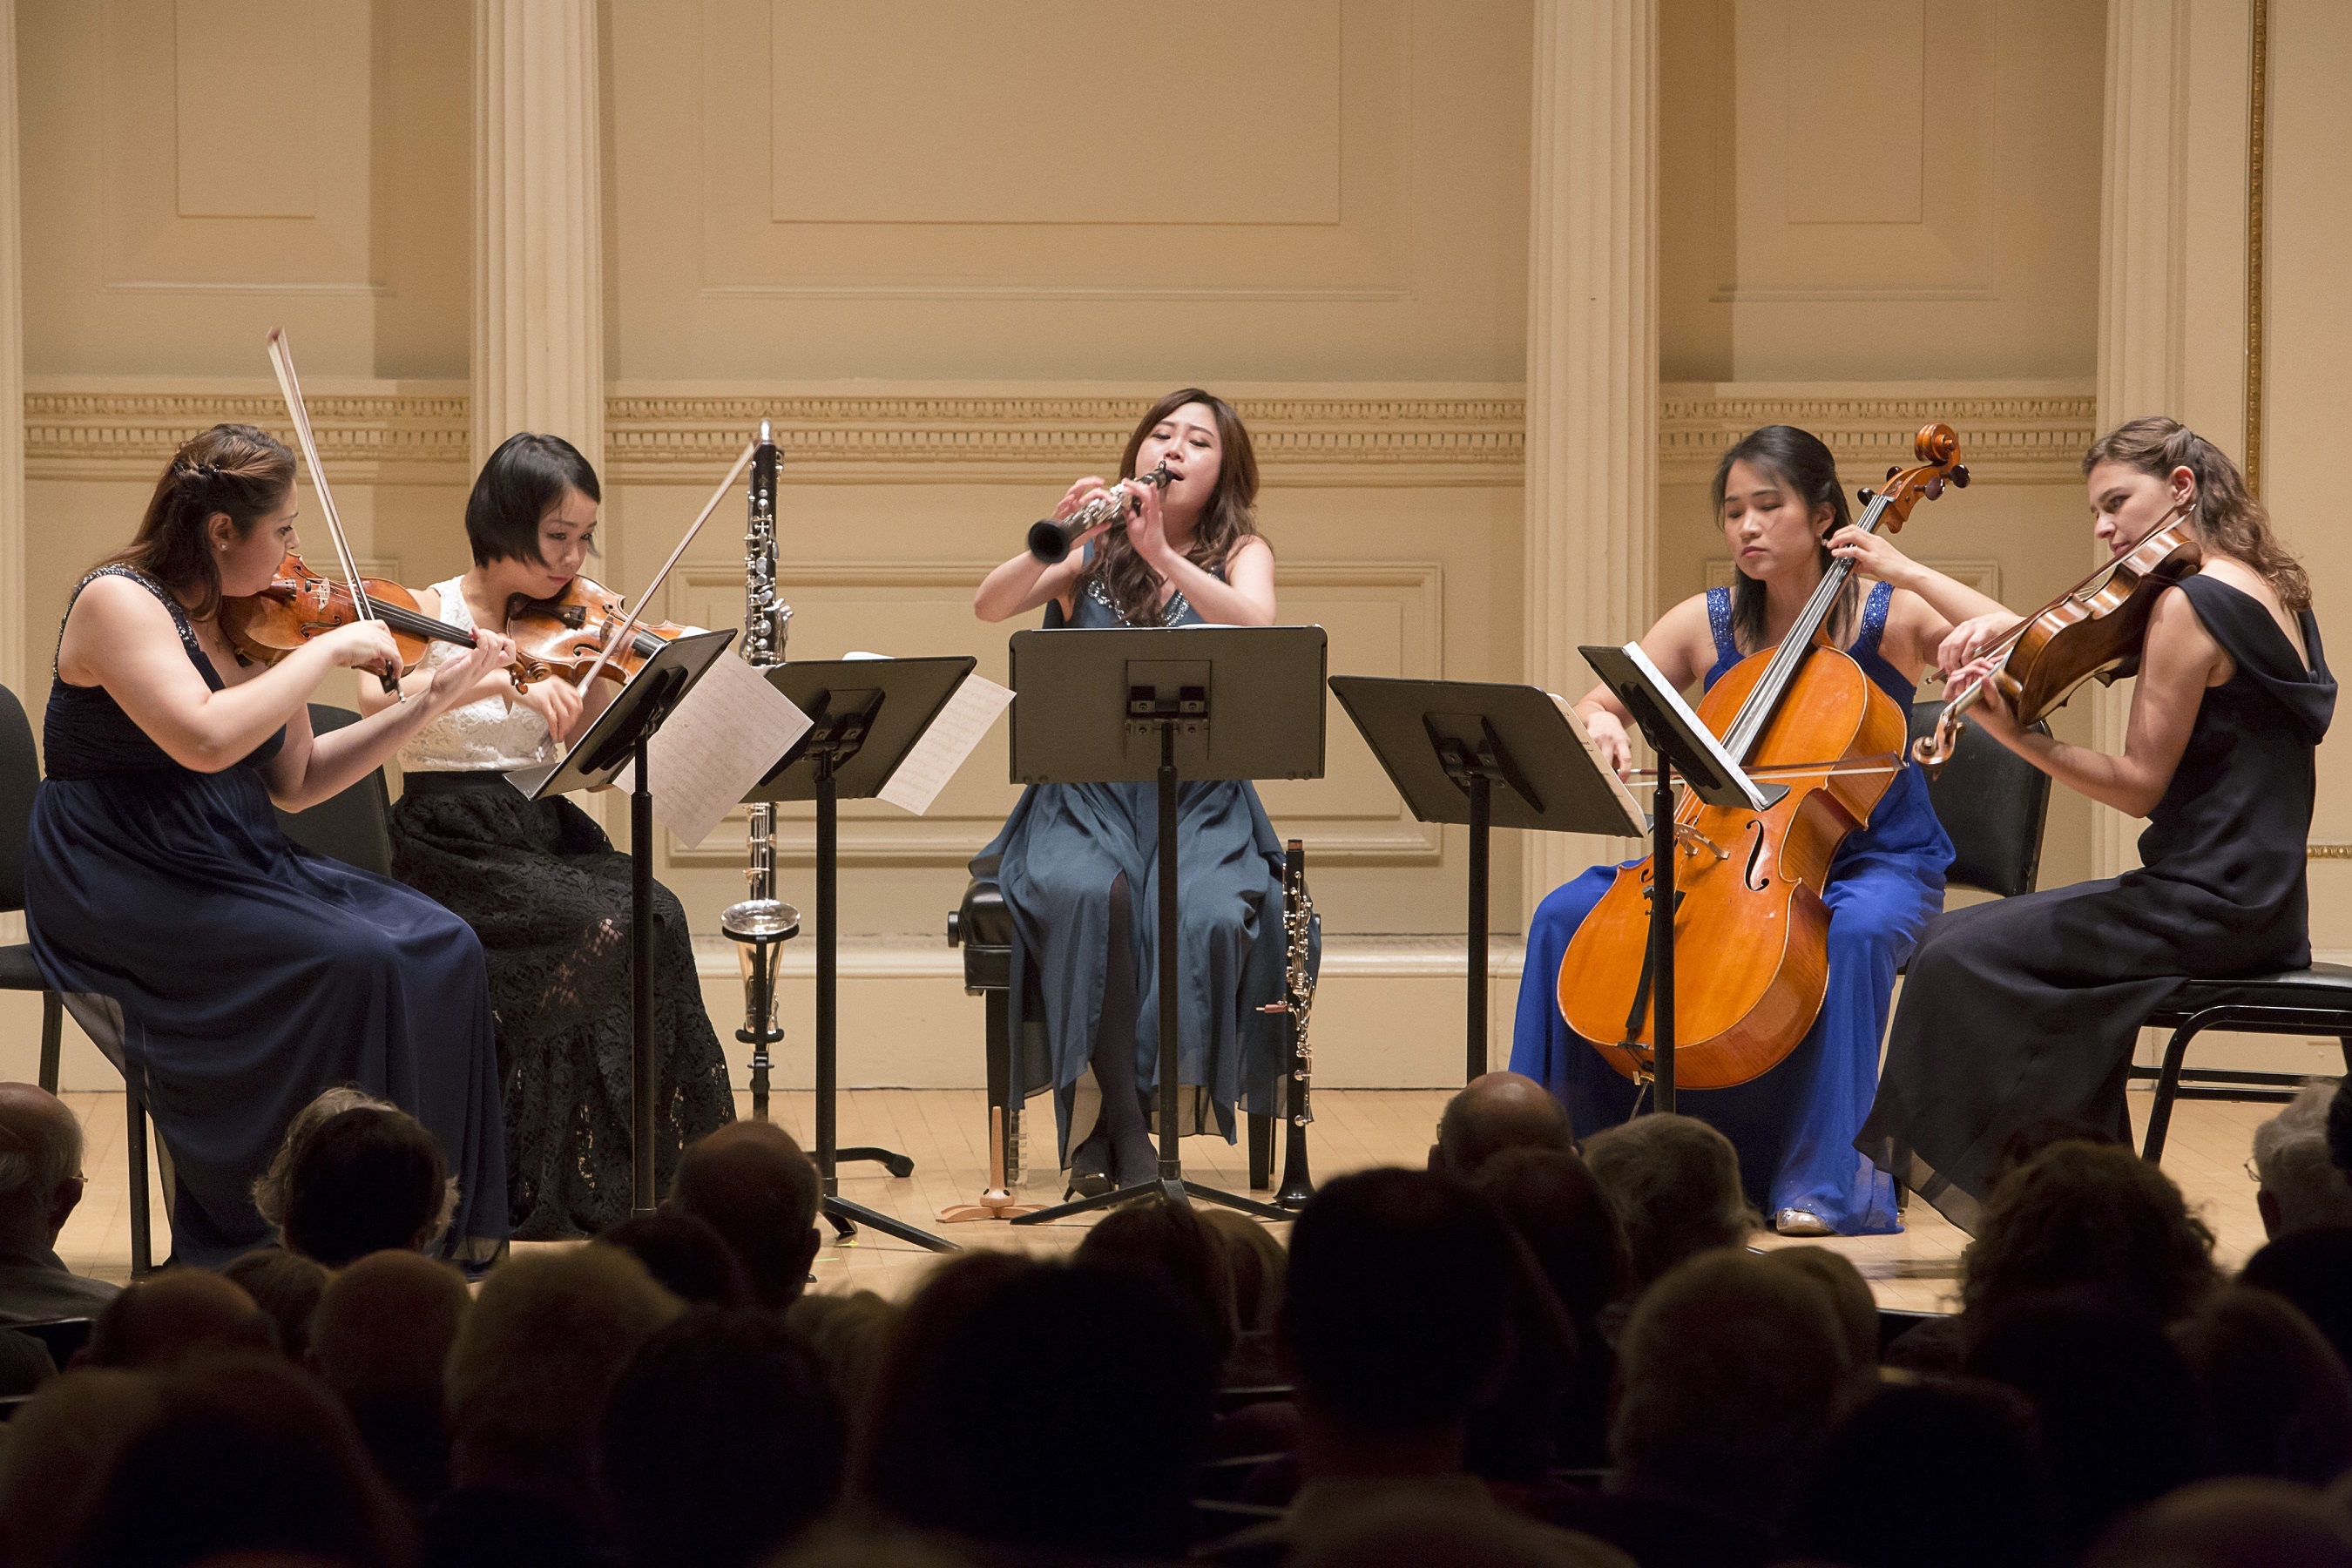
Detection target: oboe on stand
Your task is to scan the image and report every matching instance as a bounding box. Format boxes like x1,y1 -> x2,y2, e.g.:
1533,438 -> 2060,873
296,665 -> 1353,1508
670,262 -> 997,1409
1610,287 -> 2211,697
720,423 -> 801,1123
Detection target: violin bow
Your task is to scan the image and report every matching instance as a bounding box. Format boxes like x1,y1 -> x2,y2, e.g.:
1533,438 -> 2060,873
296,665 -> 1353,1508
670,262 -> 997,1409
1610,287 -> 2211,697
571,438 -> 760,693
266,328 -> 402,700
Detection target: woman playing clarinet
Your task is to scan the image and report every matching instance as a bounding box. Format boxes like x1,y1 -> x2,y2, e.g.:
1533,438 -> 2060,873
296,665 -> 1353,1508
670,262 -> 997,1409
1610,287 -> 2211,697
1512,424 -> 2009,1235
24,425 -> 513,1267
972,389 -> 1300,1195
1860,417 -> 2335,1232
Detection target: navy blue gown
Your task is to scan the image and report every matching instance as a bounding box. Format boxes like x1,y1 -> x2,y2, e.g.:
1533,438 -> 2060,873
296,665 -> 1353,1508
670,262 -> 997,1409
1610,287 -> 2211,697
975,567 -> 1300,1159
24,568 -> 509,1268
1511,582 -> 1953,1233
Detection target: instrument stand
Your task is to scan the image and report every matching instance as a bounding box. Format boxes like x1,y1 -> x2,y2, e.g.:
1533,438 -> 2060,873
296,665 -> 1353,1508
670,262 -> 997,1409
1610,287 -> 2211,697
1328,678 -> 1650,1084
747,657 -> 979,1254
1003,624 -> 1328,1228
524,628 -> 739,1217
1577,645 -> 1783,1119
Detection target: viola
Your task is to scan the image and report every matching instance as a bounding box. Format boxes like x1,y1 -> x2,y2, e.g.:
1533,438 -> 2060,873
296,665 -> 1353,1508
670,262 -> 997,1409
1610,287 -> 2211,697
1913,500 -> 2201,774
1556,423 -> 1970,1091
223,554 -> 480,672
503,575 -> 701,688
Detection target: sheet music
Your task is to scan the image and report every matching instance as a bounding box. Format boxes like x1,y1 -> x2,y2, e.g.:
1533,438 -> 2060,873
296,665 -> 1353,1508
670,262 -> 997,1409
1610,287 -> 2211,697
877,673 -> 1014,816
637,652 -> 813,848
1550,693 -> 1651,835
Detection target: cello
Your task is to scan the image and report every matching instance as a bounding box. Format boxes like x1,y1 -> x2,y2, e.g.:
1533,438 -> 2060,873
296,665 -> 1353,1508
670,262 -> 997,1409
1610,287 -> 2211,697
1556,423 -> 1970,1090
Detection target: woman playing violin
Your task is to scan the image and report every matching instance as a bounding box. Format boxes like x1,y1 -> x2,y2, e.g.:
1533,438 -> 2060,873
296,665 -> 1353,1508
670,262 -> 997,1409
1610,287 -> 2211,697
1511,424 -> 2010,1235
22,423 -> 514,1267
972,389 -> 1302,1194
1857,417 -> 2335,1233
358,432 -> 733,1240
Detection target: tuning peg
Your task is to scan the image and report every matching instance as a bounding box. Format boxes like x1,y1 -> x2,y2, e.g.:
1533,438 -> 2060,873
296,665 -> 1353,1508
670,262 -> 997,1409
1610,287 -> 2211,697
1886,465 -> 1902,481
1857,487 -> 1876,505
1951,464 -> 1971,489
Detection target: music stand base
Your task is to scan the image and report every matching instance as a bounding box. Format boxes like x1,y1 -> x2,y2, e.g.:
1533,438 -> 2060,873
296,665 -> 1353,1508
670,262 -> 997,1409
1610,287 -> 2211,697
823,1194 -> 960,1253
1012,1176 -> 1292,1226
838,1146 -> 916,1179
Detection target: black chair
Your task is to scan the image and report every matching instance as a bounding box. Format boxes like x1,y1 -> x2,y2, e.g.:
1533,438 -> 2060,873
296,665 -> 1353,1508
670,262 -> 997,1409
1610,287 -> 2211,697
1909,698 -> 2052,900
9,1315 -> 94,1370
275,704 -> 395,875
950,862 -> 1283,1197
0,685 -> 64,1097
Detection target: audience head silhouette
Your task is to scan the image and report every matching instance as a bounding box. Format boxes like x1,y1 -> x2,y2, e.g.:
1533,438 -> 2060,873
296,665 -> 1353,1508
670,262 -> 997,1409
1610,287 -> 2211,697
1432,1071 -> 1573,1180
599,1308 -> 847,1568
1961,1139 -> 2217,1321
0,1083 -> 84,1255
278,1103 -> 454,1267
598,1208 -> 754,1308
1580,1112 -> 1757,1286
2251,1081 -> 2352,1237
668,1122 -> 823,1311
88,1272 -> 275,1369
309,1249 -> 473,1511
2171,1284 -> 2352,1486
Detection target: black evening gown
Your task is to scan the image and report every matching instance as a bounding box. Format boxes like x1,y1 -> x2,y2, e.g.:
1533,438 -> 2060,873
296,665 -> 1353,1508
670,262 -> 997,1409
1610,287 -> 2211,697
23,568 -> 508,1267
974,570 -> 1308,1159
1858,575 -> 2335,1231
389,776 -> 735,1239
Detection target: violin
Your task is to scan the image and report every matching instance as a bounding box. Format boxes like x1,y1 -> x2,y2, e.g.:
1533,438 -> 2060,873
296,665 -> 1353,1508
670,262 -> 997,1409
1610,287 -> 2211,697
1914,500 -> 2201,774
1557,423 -> 1970,1091
223,554 -> 481,673
503,575 -> 701,688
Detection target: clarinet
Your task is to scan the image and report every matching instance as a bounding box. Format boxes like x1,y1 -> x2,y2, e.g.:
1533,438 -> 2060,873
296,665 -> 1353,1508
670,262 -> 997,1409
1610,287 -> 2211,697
719,422 -> 800,1123
1274,838 -> 1317,1209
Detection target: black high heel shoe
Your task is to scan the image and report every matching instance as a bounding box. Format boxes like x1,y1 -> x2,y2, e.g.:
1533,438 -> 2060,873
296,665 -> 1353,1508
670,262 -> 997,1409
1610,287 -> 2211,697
1065,1130 -> 1114,1200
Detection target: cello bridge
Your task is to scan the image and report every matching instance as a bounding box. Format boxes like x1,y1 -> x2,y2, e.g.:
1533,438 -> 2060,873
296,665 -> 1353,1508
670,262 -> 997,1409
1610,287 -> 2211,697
1673,823 -> 1729,862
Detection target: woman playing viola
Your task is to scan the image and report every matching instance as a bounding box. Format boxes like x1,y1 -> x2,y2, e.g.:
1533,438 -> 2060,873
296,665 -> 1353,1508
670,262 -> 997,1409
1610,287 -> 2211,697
1512,424 -> 2008,1235
24,424 -> 514,1267
359,433 -> 734,1239
972,389 -> 1304,1194
1859,418 -> 2335,1233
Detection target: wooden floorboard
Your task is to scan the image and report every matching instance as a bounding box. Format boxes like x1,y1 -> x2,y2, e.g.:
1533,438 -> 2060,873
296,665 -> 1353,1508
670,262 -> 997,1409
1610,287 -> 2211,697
51,1084 -> 2275,1313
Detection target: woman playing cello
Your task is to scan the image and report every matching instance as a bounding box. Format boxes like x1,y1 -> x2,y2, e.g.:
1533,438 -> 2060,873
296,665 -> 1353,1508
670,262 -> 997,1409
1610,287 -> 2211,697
1860,418 -> 2335,1232
1512,424 -> 2007,1235
24,424 -> 515,1267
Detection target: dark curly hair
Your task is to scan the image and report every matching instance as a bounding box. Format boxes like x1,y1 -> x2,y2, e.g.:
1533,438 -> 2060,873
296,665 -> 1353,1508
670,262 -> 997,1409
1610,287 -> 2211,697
1083,389 -> 1262,626
1960,1140 -> 2217,1322
100,423 -> 297,619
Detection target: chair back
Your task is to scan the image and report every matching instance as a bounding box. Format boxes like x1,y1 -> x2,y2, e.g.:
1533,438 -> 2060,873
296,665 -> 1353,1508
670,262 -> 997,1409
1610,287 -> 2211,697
274,704 -> 395,876
0,685 -> 38,915
1909,699 -> 2052,898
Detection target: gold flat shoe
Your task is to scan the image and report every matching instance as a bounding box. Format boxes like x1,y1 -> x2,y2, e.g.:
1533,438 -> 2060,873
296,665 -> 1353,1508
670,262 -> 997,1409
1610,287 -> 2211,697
1774,1207 -> 1834,1237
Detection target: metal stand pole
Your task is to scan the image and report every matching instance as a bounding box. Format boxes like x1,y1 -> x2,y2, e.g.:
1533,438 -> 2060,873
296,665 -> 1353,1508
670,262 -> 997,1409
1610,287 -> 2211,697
632,733 -> 659,1215
1649,762 -> 1677,1116
1467,770 -> 1490,1081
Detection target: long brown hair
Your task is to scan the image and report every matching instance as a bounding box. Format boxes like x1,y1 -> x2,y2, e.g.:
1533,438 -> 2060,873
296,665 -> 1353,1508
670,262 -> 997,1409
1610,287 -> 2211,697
2083,416 -> 2310,612
101,424 -> 296,618
1085,389 -> 1263,626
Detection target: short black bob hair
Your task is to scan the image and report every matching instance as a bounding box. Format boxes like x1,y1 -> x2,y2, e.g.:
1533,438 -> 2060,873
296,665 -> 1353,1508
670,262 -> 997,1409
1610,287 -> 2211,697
465,431 -> 601,567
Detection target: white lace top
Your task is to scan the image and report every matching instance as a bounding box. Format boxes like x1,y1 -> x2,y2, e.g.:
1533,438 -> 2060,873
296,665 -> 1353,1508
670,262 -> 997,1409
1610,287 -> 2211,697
397,577 -> 556,773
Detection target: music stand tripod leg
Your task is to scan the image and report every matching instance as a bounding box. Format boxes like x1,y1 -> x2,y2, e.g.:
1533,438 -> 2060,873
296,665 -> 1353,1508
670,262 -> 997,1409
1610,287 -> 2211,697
632,732 -> 659,1218
810,757 -> 957,1253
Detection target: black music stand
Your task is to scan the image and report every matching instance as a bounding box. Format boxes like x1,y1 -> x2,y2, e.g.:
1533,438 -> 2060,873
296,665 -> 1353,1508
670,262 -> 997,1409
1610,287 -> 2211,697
1578,644 -> 1779,1114
524,627 -> 738,1216
746,656 -> 977,1254
1328,677 -> 1649,1084
1006,625 -> 1328,1227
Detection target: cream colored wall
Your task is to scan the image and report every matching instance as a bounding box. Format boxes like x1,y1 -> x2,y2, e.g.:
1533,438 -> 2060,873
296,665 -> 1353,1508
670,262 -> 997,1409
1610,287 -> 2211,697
2260,0 -> 2352,949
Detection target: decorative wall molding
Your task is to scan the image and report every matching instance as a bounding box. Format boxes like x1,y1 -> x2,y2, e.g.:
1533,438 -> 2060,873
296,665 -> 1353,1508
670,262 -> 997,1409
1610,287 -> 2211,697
1660,382 -> 2099,484
21,378 -> 2105,489
603,391 -> 1526,486
1705,557 -> 2002,601
23,382 -> 470,482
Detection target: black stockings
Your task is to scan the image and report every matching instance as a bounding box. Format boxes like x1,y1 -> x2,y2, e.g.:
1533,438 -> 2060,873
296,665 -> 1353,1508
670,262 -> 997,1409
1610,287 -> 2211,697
1071,873 -> 1157,1185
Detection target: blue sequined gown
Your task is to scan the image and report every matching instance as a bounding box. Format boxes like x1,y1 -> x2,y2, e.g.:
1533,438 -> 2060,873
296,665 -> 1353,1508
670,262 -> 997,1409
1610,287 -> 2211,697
24,568 -> 509,1268
1510,582 -> 1952,1233
974,567 -> 1302,1159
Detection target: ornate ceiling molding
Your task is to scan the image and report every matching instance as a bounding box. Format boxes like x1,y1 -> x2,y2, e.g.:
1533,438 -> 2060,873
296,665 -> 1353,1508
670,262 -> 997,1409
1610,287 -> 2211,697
1660,382 -> 2099,484
24,384 -> 470,482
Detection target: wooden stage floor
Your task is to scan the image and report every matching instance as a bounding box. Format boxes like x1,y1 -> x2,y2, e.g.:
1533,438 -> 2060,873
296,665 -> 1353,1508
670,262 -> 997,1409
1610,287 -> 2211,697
53,1085 -> 2277,1315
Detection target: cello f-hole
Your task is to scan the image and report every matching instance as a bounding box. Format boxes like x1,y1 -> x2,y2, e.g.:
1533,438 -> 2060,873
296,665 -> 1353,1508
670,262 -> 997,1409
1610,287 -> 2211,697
1742,820 -> 1769,891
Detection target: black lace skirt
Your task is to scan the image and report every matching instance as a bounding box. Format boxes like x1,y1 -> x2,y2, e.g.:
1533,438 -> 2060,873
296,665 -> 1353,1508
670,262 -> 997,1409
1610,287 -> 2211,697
389,773 -> 733,1239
